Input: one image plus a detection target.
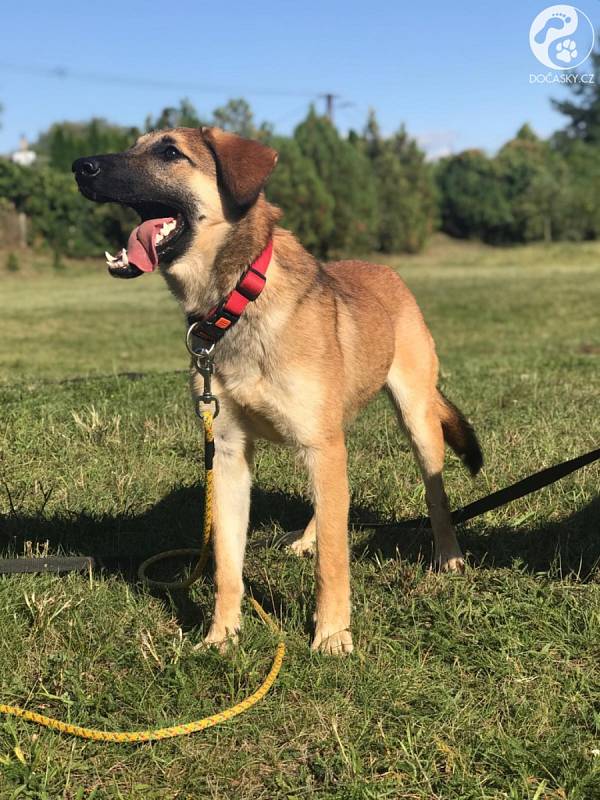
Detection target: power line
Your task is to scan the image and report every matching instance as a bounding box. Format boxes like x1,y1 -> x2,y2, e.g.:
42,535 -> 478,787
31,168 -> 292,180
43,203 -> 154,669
0,61 -> 317,99
271,101 -> 315,128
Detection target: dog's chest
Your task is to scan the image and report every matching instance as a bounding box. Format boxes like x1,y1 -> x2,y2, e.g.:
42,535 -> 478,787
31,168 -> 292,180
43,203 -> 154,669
214,358 -> 323,447
218,358 -> 269,407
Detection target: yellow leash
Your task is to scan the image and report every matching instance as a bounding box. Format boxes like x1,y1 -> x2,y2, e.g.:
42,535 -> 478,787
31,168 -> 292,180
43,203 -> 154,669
0,409 -> 285,743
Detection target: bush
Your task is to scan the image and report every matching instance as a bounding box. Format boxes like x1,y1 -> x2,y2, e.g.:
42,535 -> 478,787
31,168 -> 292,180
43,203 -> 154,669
5,251 -> 19,272
0,159 -> 137,258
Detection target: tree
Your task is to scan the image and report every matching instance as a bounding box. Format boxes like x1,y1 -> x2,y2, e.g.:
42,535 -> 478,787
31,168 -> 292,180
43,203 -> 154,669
266,136 -> 334,253
496,125 -> 566,243
362,113 -> 437,253
145,98 -> 205,131
552,139 -> 600,240
436,150 -> 513,243
0,159 -> 136,257
294,108 -> 377,255
4,97 -> 468,260
211,98 -> 257,138
35,119 -> 141,172
549,50 -> 600,240
552,49 -> 600,144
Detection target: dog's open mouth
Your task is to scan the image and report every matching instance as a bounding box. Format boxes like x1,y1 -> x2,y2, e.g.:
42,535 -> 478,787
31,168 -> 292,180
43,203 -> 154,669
105,202 -> 187,279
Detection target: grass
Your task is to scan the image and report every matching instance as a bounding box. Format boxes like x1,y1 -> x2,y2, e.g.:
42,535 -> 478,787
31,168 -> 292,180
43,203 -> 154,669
0,235 -> 599,799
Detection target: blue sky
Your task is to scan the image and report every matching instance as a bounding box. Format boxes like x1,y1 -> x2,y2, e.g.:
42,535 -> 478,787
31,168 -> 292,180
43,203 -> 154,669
1,0 -> 599,157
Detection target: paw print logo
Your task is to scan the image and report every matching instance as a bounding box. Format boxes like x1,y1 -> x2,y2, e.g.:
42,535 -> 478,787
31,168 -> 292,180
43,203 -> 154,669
556,38 -> 578,64
529,5 -> 594,70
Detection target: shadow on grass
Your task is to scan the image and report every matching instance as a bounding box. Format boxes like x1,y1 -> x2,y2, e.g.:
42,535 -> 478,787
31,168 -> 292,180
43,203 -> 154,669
1,487 -> 599,630
0,484 -> 302,559
0,484 -> 315,632
356,495 -> 600,577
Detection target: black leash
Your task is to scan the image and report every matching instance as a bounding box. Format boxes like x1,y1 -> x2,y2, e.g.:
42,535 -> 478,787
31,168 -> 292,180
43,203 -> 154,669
1,448 -> 598,575
351,446 -> 600,531
0,556 -> 93,575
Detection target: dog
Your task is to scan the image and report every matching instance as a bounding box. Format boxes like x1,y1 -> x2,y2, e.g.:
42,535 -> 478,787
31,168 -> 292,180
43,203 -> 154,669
72,127 -> 482,655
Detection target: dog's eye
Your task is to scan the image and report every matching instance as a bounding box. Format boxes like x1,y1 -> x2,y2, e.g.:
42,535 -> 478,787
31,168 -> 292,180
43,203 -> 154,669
163,145 -> 182,160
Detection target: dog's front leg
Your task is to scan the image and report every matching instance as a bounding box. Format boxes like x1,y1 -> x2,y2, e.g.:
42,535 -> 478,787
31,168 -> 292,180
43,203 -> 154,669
204,425 -> 253,650
307,436 -> 353,655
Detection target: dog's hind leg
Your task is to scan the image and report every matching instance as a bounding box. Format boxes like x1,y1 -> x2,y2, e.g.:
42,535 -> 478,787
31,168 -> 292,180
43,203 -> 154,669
386,362 -> 465,572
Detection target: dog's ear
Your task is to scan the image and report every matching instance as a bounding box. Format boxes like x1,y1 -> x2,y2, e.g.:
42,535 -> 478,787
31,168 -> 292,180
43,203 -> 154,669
201,126 -> 278,209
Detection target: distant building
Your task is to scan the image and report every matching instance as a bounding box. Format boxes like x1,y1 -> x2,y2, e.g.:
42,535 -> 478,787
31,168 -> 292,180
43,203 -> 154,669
11,135 -> 37,167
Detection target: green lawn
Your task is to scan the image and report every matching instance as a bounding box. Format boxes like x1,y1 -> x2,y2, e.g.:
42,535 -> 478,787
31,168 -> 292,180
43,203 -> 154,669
0,237 -> 599,799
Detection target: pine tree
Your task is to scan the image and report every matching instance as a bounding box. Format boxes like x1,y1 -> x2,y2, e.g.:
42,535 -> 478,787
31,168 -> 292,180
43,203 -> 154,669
35,120 -> 141,171
145,98 -> 205,131
212,99 -> 256,138
552,49 -> 600,144
266,137 -> 334,254
361,112 -> 436,253
294,108 -> 376,255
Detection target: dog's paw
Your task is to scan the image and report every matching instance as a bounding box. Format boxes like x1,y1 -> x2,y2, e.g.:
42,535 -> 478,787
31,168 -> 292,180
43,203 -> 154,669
201,622 -> 239,653
280,529 -> 316,557
433,551 -> 465,573
311,626 -> 353,656
290,537 -> 316,557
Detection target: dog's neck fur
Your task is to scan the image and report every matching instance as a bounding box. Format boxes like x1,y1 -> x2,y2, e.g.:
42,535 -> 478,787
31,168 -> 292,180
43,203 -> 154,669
162,195 -> 281,317
161,195 -> 318,351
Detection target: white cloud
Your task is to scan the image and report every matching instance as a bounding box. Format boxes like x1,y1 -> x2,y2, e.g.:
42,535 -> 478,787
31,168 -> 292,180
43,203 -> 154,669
416,130 -> 459,161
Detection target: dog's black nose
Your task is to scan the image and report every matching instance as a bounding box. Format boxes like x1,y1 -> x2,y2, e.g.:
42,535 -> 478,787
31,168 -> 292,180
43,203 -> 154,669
72,157 -> 101,177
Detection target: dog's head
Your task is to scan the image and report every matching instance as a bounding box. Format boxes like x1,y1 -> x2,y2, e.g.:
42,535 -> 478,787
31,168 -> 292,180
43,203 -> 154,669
72,127 -> 278,279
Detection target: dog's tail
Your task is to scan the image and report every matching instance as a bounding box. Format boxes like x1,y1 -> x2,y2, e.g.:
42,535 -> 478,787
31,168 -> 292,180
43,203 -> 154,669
436,390 -> 483,476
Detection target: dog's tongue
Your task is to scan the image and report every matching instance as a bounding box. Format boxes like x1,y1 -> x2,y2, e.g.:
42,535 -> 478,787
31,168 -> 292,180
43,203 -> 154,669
126,217 -> 175,272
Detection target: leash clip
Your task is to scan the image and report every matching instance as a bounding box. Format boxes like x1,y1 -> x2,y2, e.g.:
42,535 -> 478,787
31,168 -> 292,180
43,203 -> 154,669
194,357 -> 220,419
186,323 -> 220,418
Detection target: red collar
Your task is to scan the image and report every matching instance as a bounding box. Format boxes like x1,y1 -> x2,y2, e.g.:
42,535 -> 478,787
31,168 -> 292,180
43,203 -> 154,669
187,239 -> 273,343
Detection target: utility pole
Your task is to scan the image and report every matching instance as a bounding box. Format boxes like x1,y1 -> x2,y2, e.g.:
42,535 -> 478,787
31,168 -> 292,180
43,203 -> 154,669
320,93 -> 340,123
319,93 -> 354,125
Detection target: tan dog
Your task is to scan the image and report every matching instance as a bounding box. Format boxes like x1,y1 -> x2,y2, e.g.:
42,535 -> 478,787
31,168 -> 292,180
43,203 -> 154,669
73,128 -> 482,655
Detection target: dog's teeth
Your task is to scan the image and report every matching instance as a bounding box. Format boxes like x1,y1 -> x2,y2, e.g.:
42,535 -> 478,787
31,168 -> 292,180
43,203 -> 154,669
105,249 -> 129,269
156,220 -> 178,244
158,220 -> 176,238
